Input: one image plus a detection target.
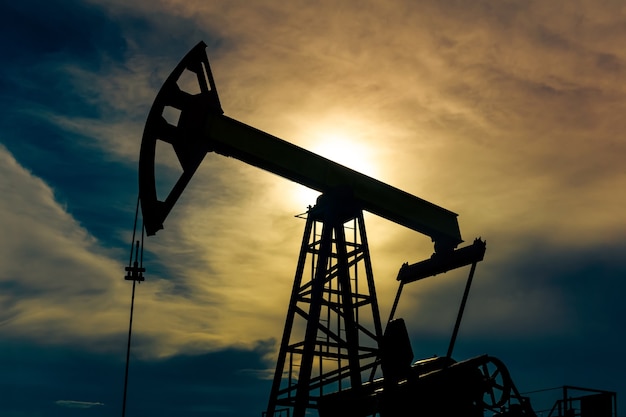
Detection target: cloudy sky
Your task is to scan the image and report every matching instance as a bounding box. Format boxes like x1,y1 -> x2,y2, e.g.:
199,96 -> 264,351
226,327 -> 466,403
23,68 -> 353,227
1,0 -> 626,416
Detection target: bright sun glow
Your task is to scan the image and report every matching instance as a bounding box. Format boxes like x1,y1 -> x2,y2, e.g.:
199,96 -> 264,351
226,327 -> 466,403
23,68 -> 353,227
311,131 -> 379,178
286,128 -> 382,209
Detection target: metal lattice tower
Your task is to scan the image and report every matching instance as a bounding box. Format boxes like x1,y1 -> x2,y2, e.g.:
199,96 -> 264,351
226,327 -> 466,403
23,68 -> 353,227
266,192 -> 384,417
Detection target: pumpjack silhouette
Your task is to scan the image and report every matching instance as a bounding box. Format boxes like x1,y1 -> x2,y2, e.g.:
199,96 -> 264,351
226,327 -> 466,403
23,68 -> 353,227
133,42 -> 616,417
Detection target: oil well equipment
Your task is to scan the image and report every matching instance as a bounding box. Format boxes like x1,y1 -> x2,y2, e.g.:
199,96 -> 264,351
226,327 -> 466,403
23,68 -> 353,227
134,41 -> 554,417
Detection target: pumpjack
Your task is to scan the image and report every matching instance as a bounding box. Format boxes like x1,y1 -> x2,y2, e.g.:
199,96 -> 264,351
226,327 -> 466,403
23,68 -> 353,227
137,42 -> 538,417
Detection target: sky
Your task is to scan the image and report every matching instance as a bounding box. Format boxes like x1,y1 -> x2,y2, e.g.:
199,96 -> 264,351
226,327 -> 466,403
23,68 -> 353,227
1,0 -> 625,416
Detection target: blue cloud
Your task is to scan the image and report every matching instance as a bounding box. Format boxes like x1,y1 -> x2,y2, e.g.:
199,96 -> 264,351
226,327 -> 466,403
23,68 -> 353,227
0,0 -> 126,65
1,340 -> 274,417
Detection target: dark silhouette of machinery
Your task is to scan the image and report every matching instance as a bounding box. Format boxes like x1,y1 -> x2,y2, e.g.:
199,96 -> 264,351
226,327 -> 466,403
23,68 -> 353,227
137,42 -> 538,417
543,386 -> 616,417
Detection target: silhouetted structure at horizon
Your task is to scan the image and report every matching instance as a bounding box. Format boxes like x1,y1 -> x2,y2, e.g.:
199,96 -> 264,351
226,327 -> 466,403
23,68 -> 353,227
127,41 -> 618,417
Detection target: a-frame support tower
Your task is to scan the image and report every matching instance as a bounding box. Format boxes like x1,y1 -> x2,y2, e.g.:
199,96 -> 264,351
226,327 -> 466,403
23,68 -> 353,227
266,191 -> 384,417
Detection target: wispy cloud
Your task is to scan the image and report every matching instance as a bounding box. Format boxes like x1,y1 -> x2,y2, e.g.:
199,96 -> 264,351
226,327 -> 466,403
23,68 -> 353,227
55,400 -> 104,409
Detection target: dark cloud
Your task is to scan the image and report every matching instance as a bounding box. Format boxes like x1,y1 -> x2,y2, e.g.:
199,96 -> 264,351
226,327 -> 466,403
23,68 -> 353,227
0,0 -> 126,65
0,341 -> 273,417
389,234 -> 626,409
2,118 -> 134,226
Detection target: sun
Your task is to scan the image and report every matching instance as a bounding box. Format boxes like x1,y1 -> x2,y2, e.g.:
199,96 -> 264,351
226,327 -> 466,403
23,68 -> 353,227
310,130 -> 380,178
282,128 -> 382,210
